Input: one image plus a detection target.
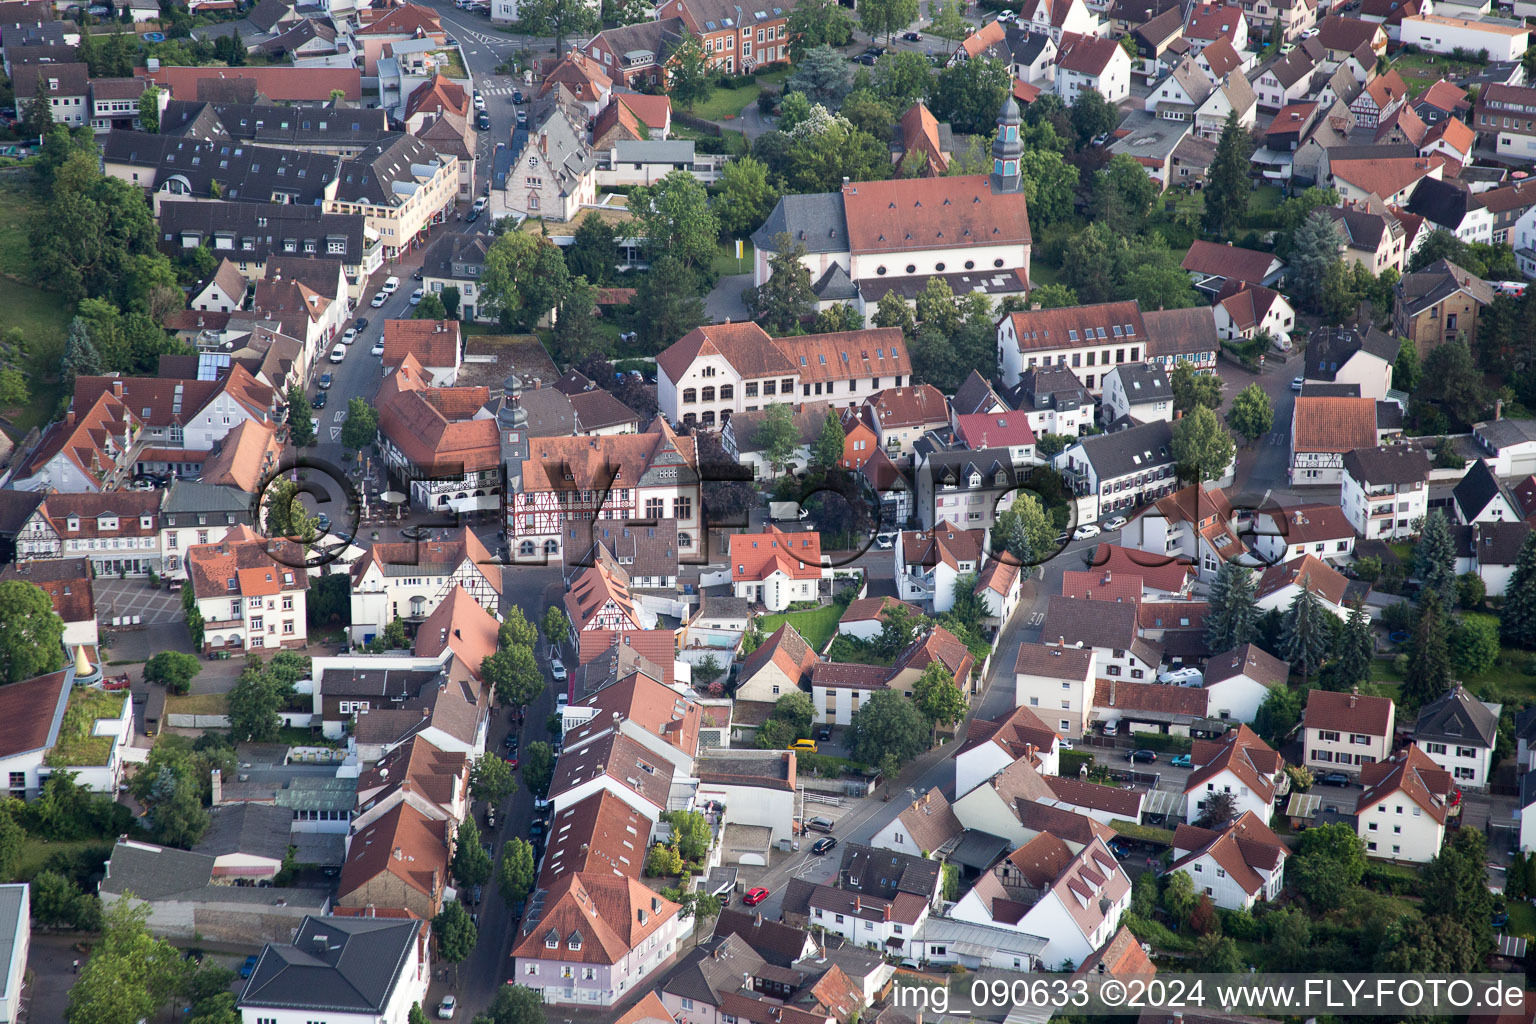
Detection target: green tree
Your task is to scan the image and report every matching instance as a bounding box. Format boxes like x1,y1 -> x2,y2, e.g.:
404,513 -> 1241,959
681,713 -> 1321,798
632,254 -> 706,351
1290,822 -> 1366,906
566,214 -> 618,286
20,73 -> 53,140
755,718 -> 796,750
1195,934 -> 1243,972
482,645 -> 543,708
1393,336 -> 1422,392
912,662 -> 967,729
1503,531 -> 1536,648
788,44 -> 856,106
858,0 -> 918,41
873,50 -> 933,109
1227,382 -> 1274,444
1171,405 -> 1235,484
646,841 -> 686,876
668,33 -> 714,111
872,290 -> 916,336
754,403 -> 802,476
1423,338 -> 1487,428
1171,359 -> 1222,414
520,740 -> 554,796
1253,685 -> 1301,747
1017,148 -> 1079,227
1204,561 -> 1258,652
1451,614 -> 1499,675
715,156 -> 778,238
812,409 -> 846,470
469,752 -> 518,805
340,397 -> 378,452
517,0 -> 597,50
661,808 -> 713,861
1091,153 -> 1159,235
1421,827 -> 1495,959
0,580 -> 65,684
130,741 -> 211,849
412,292 -> 448,320
541,606 -> 571,648
262,478 -> 317,544
226,661 -> 288,743
0,802 -> 22,882
750,233 -> 817,333
499,606 -> 538,650
433,900 -> 478,965
137,86 -> 161,133
772,691 -> 816,735
788,0 -> 853,54
1458,571 -> 1487,609
1288,209 -> 1344,314
847,689 -> 930,766
500,838 -> 536,907
1068,86 -> 1118,146
876,604 -> 929,660
66,900 -> 185,1024
379,616 -> 408,651
441,286 -> 461,320
143,651 -> 201,695
1161,869 -> 1198,924
1329,602 -> 1374,692
285,385 -> 316,447
1202,109 -> 1255,239
930,57 -> 1009,136
994,492 -> 1055,572
481,231 -> 571,331
552,276 -> 602,368
452,818 -> 493,889
1281,584 -> 1331,682
1415,509 -> 1458,608
632,171 -> 720,271
1406,591 -> 1453,708
478,985 -> 545,1024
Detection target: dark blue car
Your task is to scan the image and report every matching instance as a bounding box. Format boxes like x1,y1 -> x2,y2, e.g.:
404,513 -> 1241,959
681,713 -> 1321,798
240,955 -> 259,978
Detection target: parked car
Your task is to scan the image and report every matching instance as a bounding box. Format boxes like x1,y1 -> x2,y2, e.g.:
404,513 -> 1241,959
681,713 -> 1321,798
1128,749 -> 1158,763
1102,515 -> 1128,531
902,30 -> 922,39
743,886 -> 770,906
476,111 -> 491,130
1073,524 -> 1100,540
342,327 -> 357,344
315,512 -> 331,532
1170,754 -> 1192,768
382,275 -> 401,293
438,996 -> 457,1019
515,109 -> 528,126
804,816 -> 835,833
353,317 -> 369,331
875,531 -> 898,549
240,955 -> 259,978
529,820 -> 546,838
473,196 -> 488,212
816,724 -> 831,741
1291,376 -> 1304,391
484,805 -> 495,828
318,373 -> 333,389
371,339 -> 385,356
370,291 -> 388,307
1315,770 -> 1351,786
409,288 -> 424,305
811,836 -> 838,855
550,658 -> 567,681
311,390 -> 328,409
329,344 -> 347,363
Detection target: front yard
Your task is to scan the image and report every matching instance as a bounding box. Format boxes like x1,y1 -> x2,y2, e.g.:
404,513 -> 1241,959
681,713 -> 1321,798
685,68 -> 789,122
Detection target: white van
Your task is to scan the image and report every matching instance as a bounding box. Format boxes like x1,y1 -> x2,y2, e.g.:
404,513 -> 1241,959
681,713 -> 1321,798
381,276 -> 401,294
1158,667 -> 1204,687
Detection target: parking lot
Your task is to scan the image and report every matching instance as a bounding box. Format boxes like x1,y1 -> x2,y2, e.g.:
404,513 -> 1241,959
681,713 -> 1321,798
95,578 -> 183,626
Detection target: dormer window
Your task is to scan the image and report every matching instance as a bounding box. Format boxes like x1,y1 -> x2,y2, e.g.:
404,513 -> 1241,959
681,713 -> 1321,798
67,517 -> 79,531
226,578 -> 238,590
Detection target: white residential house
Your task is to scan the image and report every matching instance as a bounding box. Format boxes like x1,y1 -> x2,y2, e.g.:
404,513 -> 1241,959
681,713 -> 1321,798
1451,458 -> 1521,525
1304,324 -> 1399,401
1119,483 -> 1244,582
1453,520 -> 1530,597
1039,596 -> 1162,681
1185,724 -> 1285,824
895,524 -> 985,612
1099,364 -> 1173,425
186,525 -> 308,654
1356,744 -> 1454,862
1304,688 -> 1396,774
1169,812 -> 1289,910
730,527 -> 826,613
1054,419 -> 1193,522
1013,641 -> 1097,739
1201,644 -> 1290,724
1054,32 -> 1133,104
1252,502 -> 1358,565
1412,684 -> 1500,790
237,915 -> 429,1024
1398,12 -> 1529,61
954,705 -> 1063,797
1255,555 -> 1352,619
1340,446 -> 1432,541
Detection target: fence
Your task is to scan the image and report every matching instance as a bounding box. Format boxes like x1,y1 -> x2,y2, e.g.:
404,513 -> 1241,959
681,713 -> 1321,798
672,111 -> 723,137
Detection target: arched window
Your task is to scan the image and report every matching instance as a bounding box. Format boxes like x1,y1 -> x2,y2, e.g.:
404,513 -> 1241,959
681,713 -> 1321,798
682,388 -> 697,404
678,532 -> 693,547
719,384 -> 734,400
409,596 -> 427,617
701,386 -> 715,402
519,540 -> 536,556
702,410 -> 716,425
544,539 -> 559,554
683,413 -> 696,426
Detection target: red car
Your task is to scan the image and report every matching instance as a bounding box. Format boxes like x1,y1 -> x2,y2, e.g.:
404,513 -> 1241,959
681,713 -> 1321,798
743,887 -> 770,906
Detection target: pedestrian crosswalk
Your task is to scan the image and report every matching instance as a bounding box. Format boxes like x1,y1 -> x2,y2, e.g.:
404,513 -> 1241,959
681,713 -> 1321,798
480,85 -> 519,95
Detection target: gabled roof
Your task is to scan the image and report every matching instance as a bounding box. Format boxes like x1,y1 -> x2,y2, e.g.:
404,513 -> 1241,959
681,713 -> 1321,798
1305,686 -> 1393,736
336,801 -> 447,905
1068,419 -> 1176,480
1085,542 -> 1195,594
1358,743 -> 1454,822
1215,281 -> 1286,332
1453,458 -> 1509,522
838,175 -> 1032,254
1340,444 -> 1430,486
1004,300 -> 1145,353
1256,554 -> 1348,606
1414,683 -> 1499,748
1093,678 -> 1209,717
1292,395 -> 1378,452
958,704 -> 1059,762
866,384 -> 949,429
1418,77 -> 1471,115
1259,500 -> 1355,544
1185,2 -> 1243,43
375,354 -> 499,473
1013,641 -> 1096,679
900,523 -> 985,572
731,526 -> 823,584
1056,30 -> 1124,75
538,789 -> 649,887
1040,596 -> 1160,665
1329,155 -> 1437,202
512,872 -> 680,964
894,788 -> 964,854
1203,643 -> 1288,688
1075,925 -> 1156,979
413,585 -> 499,675
1170,810 -> 1287,895
740,622 -> 818,687
0,668 -> 71,761
1187,724 -> 1282,803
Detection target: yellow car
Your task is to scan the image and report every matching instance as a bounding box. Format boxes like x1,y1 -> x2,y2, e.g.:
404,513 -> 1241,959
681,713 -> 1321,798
787,739 -> 818,753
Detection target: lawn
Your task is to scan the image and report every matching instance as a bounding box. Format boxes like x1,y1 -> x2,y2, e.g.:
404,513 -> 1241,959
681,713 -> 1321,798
685,68 -> 790,123
759,603 -> 844,653
1506,900 -> 1536,938
710,239 -> 755,278
14,838 -> 101,882
1371,646 -> 1536,703
44,689 -> 128,768
1390,51 -> 1482,97
166,692 -> 228,716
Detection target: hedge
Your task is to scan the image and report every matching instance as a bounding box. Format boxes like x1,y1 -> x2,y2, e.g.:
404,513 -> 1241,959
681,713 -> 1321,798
1130,732 -> 1194,754
1109,819 -> 1177,845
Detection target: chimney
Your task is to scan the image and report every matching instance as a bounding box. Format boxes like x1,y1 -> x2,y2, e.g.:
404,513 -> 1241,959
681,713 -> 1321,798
1497,398 -> 1504,420
393,846 -> 404,860
210,768 -> 223,805
111,379 -> 124,397
854,896 -> 861,912
754,911 -> 763,927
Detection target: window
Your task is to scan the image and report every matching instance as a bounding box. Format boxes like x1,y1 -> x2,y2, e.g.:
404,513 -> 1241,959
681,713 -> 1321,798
682,388 -> 697,403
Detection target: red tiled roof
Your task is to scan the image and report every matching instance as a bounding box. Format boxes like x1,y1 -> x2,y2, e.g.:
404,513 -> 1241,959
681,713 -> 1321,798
1185,2 -> 1243,42
1085,543 -> 1194,594
510,872 -> 679,964
414,585 -> 498,673
1305,686 -> 1393,736
1004,300 -> 1145,353
954,411 -> 1036,448
142,65 -> 362,101
1060,569 -> 1143,604
839,175 -> 1031,254
381,319 -> 461,370
1358,743 -> 1453,822
1256,553 -> 1348,606
376,354 -> 499,474
730,526 -> 823,584
1291,395 -> 1378,452
1181,240 -> 1279,285
1186,724 -> 1282,803
337,801 -> 448,906
897,102 -> 950,175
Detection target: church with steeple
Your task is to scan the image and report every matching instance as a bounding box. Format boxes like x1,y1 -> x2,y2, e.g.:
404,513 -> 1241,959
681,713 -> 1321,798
748,94 -> 1032,324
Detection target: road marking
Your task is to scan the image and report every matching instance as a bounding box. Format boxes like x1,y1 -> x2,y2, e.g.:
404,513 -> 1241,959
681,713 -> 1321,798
331,427 -> 343,440
334,410 -> 347,421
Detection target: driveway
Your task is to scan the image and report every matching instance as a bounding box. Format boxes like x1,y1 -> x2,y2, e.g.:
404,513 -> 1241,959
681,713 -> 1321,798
706,274 -> 753,323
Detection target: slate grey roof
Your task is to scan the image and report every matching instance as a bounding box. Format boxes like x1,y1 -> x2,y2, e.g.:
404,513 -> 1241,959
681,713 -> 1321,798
1012,365 -> 1091,412
100,840 -> 217,898
1305,323 -> 1398,380
163,479 -> 251,516
1452,520 -> 1531,566
923,447 -> 1027,489
194,802 -> 294,862
0,488 -> 45,535
1108,363 -> 1172,404
1452,459 -> 1505,522
157,199 -> 369,267
1340,444 -> 1430,486
837,843 -> 940,901
419,230 -> 490,284
103,129 -> 339,204
953,370 -> 1009,416
812,261 -> 859,302
0,884 -> 25,1001
1040,595 -> 1161,667
516,386 -> 578,437
660,933 -> 768,1005
712,908 -> 813,968
751,192 -> 850,255
1475,418 -> 1536,450
612,138 -> 695,164
334,133 -> 445,206
1413,684 -> 1500,748
1395,257 -> 1495,318
184,101 -> 390,149
1522,766 -> 1536,810
241,915 -> 423,1014
1300,382 -> 1360,397
1069,419 -> 1175,480
1406,176 -> 1478,232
